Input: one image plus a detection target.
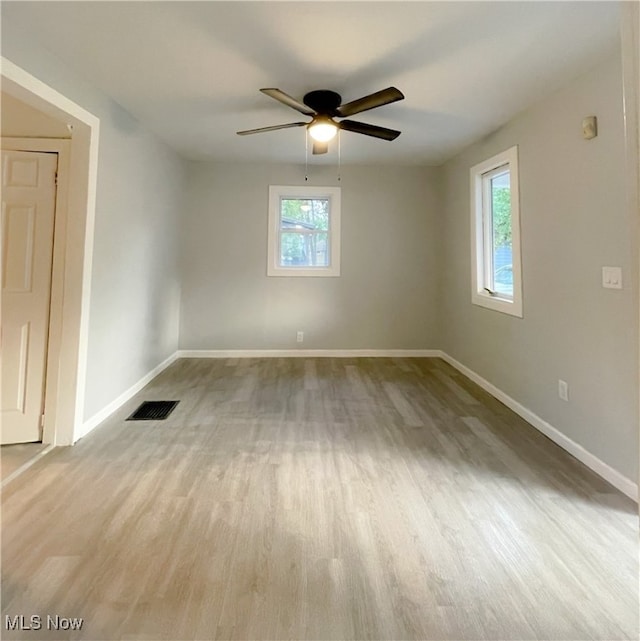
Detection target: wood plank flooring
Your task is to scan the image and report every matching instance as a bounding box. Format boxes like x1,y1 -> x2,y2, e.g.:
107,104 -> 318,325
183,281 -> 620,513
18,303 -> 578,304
1,443 -> 48,482
1,357 -> 637,640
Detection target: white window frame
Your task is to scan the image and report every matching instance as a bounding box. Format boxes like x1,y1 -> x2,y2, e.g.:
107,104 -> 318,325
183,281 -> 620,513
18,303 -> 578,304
267,185 -> 341,277
470,145 -> 523,317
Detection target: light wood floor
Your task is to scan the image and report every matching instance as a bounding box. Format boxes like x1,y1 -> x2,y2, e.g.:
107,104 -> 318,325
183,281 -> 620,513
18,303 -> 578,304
2,357 -> 637,640
1,443 -> 49,482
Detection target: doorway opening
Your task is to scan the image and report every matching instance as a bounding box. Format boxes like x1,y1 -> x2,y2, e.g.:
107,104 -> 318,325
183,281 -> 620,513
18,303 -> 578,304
1,57 -> 100,447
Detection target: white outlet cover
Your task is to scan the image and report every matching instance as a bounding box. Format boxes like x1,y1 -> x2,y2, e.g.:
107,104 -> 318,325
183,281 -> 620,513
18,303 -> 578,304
558,380 -> 569,401
602,266 -> 622,289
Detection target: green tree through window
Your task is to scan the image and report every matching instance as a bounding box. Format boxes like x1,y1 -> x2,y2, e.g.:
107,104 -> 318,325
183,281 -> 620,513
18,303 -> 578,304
492,186 -> 511,247
280,198 -> 330,267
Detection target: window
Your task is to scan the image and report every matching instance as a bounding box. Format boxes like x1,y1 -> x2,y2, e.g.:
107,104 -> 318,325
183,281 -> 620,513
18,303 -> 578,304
470,146 -> 522,317
267,185 -> 341,277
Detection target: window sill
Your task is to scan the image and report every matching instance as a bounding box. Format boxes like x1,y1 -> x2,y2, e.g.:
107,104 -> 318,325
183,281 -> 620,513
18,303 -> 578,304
267,266 -> 340,277
472,291 -> 522,317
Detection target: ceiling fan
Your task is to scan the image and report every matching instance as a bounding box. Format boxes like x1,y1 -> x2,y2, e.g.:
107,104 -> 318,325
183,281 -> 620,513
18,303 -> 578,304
237,87 -> 404,154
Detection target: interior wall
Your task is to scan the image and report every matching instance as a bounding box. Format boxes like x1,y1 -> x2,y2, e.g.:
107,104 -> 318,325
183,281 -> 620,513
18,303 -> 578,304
81,101 -> 185,421
179,162 -> 441,350
440,50 -> 639,483
1,91 -> 71,137
1,19 -> 188,425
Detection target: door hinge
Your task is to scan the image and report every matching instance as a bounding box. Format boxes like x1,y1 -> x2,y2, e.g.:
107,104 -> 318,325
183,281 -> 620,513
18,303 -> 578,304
55,172 -> 58,186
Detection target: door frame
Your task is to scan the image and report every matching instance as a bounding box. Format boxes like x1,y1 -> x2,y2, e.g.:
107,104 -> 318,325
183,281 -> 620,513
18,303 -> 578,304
1,57 -> 100,446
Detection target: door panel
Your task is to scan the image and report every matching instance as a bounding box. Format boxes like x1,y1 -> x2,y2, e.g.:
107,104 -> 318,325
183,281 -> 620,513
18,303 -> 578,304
1,323 -> 30,413
1,151 -> 58,444
3,205 -> 36,292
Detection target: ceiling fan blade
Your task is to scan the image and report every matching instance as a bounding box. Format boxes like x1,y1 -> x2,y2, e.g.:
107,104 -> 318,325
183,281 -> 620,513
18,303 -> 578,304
261,88 -> 316,116
339,120 -> 401,141
336,87 -> 404,118
237,122 -> 307,135
312,141 -> 329,155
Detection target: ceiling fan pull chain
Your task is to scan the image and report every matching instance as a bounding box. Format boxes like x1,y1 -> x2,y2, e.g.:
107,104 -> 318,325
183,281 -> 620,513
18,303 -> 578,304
305,129 -> 309,181
337,130 -> 341,182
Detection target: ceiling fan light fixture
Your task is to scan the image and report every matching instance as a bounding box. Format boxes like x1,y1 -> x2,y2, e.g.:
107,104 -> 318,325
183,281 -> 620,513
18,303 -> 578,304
237,86 -> 404,150
308,116 -> 338,142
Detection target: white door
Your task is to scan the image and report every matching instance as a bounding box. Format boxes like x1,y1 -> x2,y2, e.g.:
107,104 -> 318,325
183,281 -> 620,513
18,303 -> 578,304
1,150 -> 58,444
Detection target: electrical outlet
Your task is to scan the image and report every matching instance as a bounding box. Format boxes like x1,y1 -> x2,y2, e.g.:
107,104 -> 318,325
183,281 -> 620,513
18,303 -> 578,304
602,266 -> 622,289
558,380 -> 569,402
296,331 -> 304,343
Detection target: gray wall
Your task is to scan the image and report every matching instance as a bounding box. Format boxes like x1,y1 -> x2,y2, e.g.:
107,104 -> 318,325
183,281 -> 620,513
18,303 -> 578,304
179,163 -> 440,350
439,51 -> 639,481
2,19 -> 187,422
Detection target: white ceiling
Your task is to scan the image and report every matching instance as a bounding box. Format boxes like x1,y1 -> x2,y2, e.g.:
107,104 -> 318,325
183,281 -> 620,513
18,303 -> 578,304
2,1 -> 621,166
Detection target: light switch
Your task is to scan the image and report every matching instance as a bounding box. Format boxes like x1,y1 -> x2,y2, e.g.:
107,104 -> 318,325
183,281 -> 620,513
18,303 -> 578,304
602,266 -> 622,289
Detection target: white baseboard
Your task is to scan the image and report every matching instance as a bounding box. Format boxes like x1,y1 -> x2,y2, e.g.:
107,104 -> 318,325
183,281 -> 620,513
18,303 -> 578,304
76,351 -> 178,442
439,351 -> 638,502
176,349 -> 441,358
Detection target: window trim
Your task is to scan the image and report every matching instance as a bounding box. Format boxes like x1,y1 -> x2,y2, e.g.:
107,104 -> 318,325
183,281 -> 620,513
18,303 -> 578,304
470,145 -> 523,317
267,185 -> 341,277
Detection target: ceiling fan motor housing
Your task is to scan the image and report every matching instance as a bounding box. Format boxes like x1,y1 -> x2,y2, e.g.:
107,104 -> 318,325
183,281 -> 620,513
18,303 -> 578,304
303,90 -> 342,115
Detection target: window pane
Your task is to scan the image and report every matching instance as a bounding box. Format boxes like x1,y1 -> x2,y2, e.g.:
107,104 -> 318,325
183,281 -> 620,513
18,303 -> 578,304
490,170 -> 513,298
280,198 -> 329,231
280,232 -> 329,267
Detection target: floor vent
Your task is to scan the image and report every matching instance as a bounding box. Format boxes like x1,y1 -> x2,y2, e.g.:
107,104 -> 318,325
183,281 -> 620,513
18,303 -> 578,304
127,401 -> 179,421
